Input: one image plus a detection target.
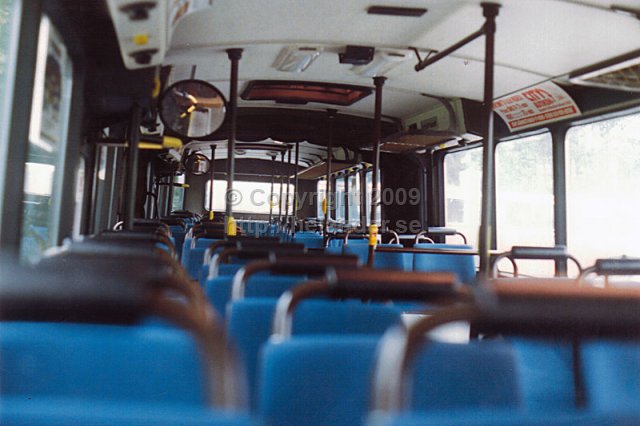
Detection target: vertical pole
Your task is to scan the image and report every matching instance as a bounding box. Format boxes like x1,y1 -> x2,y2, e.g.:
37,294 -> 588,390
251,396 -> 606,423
167,170 -> 175,217
269,154 -> 276,224
285,146 -> 292,230
478,3 -> 500,278
292,143 -> 300,237
209,144 -> 216,220
368,77 -> 386,267
323,109 -> 337,242
225,48 -> 243,236
124,104 -> 141,231
552,127 -> 568,276
278,151 -> 285,223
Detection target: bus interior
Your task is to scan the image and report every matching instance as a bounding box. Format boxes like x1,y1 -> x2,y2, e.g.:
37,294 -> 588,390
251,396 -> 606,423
1,0 -> 640,425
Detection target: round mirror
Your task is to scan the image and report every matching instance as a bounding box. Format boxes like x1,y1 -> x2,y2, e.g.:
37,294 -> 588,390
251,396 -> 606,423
184,153 -> 210,175
158,80 -> 227,139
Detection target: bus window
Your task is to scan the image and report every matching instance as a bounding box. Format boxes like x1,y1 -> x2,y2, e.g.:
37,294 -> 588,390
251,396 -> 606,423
171,174 -> 185,212
445,148 -> 482,247
335,177 -> 345,223
365,170 -> 381,226
316,179 -> 326,219
566,112 -> 640,267
496,133 -> 554,276
72,156 -> 85,239
20,17 -> 72,263
0,0 -> 20,226
204,179 -> 294,215
348,173 -> 361,226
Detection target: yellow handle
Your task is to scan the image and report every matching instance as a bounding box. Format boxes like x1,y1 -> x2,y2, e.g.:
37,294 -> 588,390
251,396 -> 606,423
322,198 -> 327,214
227,216 -> 237,236
209,210 -> 214,220
368,224 -> 378,247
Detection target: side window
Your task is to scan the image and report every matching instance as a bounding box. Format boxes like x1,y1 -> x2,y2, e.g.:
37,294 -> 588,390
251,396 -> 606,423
348,172 -> 361,226
20,17 -> 73,263
0,0 -> 20,230
496,133 -> 554,276
316,179 -> 326,219
171,174 -> 185,213
444,148 -> 482,247
566,113 -> 640,267
335,177 -> 345,223
72,156 -> 86,239
364,170 -> 381,226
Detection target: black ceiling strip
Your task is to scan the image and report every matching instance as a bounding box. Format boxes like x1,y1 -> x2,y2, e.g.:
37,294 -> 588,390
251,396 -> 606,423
367,6 -> 427,17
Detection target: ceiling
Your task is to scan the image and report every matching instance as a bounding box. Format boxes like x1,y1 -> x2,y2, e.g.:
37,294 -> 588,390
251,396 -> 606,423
157,0 -> 639,167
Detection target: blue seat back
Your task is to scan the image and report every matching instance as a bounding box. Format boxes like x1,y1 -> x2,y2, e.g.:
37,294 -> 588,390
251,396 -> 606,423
509,338 -> 576,410
582,340 -> 640,412
259,336 -> 380,426
342,242 -> 370,263
413,243 -> 476,285
374,244 -> 413,271
0,322 -> 205,405
228,299 -> 401,408
411,340 -> 522,410
205,274 -> 304,318
0,398 -> 255,426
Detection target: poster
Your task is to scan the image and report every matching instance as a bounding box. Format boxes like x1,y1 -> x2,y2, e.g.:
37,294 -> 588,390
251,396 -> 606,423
493,81 -> 581,132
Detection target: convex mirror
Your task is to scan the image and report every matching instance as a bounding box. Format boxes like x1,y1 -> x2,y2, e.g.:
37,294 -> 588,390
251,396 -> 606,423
158,80 -> 227,138
184,152 -> 210,175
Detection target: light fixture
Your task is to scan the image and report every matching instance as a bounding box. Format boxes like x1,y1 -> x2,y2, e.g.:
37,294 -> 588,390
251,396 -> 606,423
273,46 -> 323,73
569,49 -> 640,92
351,50 -> 413,77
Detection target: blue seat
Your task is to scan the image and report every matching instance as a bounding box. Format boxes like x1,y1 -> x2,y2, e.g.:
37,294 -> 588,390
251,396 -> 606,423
410,340 -> 522,411
227,299 -> 401,408
368,410 -> 640,426
0,321 -> 205,405
374,244 -> 412,271
292,233 -> 324,249
582,340 -> 640,412
0,397 -> 256,425
185,247 -> 207,279
258,338 -> 520,426
343,242 -> 370,263
509,338 -> 576,410
413,243 -> 476,285
258,336 -> 380,426
205,274 -> 304,318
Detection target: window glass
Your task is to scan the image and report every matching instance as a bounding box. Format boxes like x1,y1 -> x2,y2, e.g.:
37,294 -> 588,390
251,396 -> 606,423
566,113 -> 640,268
316,179 -> 326,219
0,0 -> 20,229
365,171 -> 381,226
445,148 -> 482,247
20,17 -> 72,263
72,156 -> 85,239
335,177 -> 345,222
348,173 -> 361,226
496,133 -> 554,276
171,174 -> 185,212
204,180 -> 294,215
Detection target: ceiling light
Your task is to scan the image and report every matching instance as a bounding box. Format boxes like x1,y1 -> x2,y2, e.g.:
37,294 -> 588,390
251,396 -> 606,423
273,46 -> 323,73
351,50 -> 413,77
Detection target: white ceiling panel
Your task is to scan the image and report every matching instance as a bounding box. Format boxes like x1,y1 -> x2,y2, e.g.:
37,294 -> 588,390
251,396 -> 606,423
164,0 -> 640,120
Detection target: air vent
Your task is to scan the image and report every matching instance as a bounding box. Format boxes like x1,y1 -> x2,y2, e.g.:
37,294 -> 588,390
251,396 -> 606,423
569,49 -> 640,92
